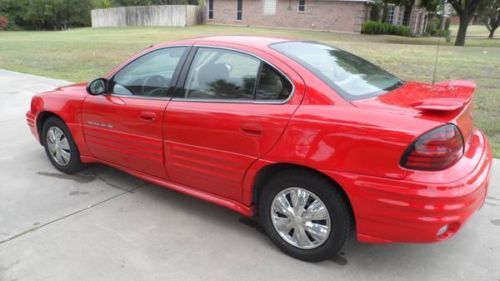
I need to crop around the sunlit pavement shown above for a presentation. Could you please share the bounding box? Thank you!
[0,69,499,281]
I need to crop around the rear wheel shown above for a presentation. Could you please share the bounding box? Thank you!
[259,170,351,262]
[42,117,83,174]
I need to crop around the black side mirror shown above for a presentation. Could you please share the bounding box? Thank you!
[86,78,108,95]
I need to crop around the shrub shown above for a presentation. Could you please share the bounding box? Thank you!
[426,16,451,38]
[0,16,8,30]
[0,15,15,30]
[361,21,412,37]
[426,17,440,35]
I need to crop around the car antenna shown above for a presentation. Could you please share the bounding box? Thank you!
[432,36,441,85]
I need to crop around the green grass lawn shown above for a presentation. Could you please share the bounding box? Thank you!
[1,24,499,156]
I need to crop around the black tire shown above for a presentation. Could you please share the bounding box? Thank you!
[42,116,83,174]
[259,169,352,262]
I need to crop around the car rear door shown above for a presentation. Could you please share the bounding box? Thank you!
[82,47,188,179]
[163,46,304,201]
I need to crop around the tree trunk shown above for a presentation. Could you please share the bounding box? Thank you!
[489,27,496,39]
[455,16,470,46]
[440,16,446,31]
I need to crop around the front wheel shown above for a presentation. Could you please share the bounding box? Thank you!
[259,170,352,262]
[42,116,83,174]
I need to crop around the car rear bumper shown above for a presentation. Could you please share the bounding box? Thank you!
[325,128,492,243]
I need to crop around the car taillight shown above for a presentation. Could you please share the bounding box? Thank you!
[401,124,464,171]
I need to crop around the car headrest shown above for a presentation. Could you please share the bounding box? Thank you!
[198,63,230,89]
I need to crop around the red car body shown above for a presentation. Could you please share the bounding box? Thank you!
[26,36,492,244]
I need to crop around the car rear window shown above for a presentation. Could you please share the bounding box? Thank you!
[271,41,403,100]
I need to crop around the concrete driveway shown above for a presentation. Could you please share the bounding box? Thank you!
[0,69,499,281]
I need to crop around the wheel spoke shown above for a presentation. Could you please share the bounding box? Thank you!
[293,226,312,247]
[273,216,292,233]
[304,222,329,242]
[290,188,309,216]
[47,129,56,143]
[54,129,63,141]
[273,194,294,217]
[303,200,328,221]
[48,143,56,153]
[55,150,65,164]
[59,149,71,163]
[60,137,70,150]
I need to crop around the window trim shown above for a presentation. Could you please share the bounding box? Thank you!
[172,46,296,105]
[298,0,305,12]
[107,45,191,100]
[252,61,264,100]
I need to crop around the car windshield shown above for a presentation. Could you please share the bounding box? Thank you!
[271,41,403,100]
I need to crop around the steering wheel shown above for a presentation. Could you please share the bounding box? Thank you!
[141,75,170,97]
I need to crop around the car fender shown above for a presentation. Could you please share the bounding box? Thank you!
[31,83,89,156]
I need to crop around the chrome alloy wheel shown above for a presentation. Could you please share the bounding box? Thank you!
[270,187,331,249]
[46,126,71,166]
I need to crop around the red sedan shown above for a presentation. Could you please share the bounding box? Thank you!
[26,36,492,262]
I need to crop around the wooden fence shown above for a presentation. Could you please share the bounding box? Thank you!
[91,5,204,27]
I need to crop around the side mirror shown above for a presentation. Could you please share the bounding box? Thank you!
[86,78,108,95]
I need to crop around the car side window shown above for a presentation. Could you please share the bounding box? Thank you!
[112,47,186,98]
[256,63,293,101]
[183,48,261,100]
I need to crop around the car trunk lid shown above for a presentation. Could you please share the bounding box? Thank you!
[352,80,475,144]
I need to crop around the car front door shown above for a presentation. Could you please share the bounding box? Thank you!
[164,46,303,201]
[82,47,188,178]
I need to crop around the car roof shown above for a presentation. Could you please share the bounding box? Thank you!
[155,36,292,50]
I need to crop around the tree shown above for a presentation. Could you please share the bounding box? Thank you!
[23,0,57,30]
[1,0,93,30]
[0,0,29,28]
[0,0,199,30]
[478,0,500,38]
[369,2,382,21]
[92,0,112,8]
[448,0,484,46]
[421,0,440,12]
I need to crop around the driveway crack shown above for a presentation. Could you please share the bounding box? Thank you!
[92,172,139,193]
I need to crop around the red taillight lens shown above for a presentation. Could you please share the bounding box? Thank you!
[401,124,464,171]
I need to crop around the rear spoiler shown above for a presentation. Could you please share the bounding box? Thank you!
[410,80,475,112]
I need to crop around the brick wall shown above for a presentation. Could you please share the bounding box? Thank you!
[207,0,370,33]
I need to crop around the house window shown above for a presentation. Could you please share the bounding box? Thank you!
[263,0,277,15]
[237,0,243,20]
[298,0,305,12]
[208,0,213,20]
[386,5,395,24]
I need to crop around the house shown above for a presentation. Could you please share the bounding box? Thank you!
[205,0,373,33]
